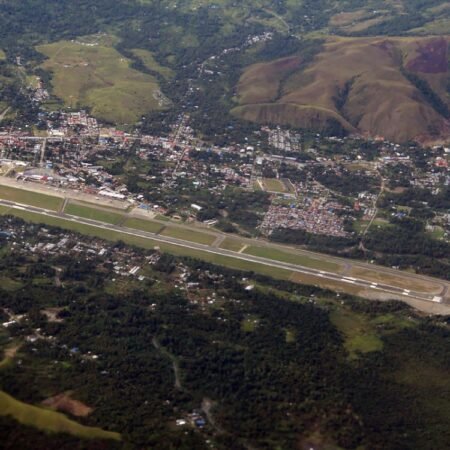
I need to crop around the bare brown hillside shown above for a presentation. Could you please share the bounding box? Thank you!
[233,36,450,143]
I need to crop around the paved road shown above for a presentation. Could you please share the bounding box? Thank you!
[0,199,446,306]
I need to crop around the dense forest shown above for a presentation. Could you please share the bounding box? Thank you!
[0,217,449,449]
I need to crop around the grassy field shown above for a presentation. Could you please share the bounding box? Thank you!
[290,272,365,296]
[244,245,341,272]
[0,277,23,291]
[122,217,164,234]
[37,36,167,124]
[0,185,63,211]
[261,178,287,193]
[241,316,259,332]
[329,308,383,358]
[160,226,216,245]
[220,238,245,252]
[349,266,441,294]
[0,391,120,441]
[0,207,293,279]
[131,49,174,80]
[64,202,124,225]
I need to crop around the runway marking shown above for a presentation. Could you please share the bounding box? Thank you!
[1,200,445,305]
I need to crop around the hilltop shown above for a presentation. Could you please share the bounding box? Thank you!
[1,0,450,137]
[233,36,450,143]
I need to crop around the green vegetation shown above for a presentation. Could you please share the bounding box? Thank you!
[241,315,259,332]
[220,238,245,252]
[37,37,167,124]
[0,277,23,291]
[64,202,124,225]
[244,245,341,272]
[0,218,449,449]
[161,226,216,245]
[261,178,287,193]
[0,391,120,441]
[131,49,174,80]
[122,217,164,234]
[0,186,63,211]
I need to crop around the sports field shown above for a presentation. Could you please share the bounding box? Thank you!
[0,185,63,211]
[262,178,287,193]
[37,36,167,124]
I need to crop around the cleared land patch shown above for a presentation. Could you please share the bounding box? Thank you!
[37,37,167,124]
[0,390,120,440]
[42,393,93,418]
[329,308,383,358]
[0,185,63,211]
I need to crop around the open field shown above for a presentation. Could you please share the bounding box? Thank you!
[349,266,442,294]
[0,185,63,211]
[37,36,167,124]
[131,49,175,80]
[289,272,366,297]
[234,36,450,143]
[244,245,341,272]
[220,238,245,252]
[329,308,384,358]
[64,202,124,225]
[122,217,164,234]
[0,391,120,440]
[160,226,217,245]
[261,178,287,193]
[0,276,23,292]
[42,393,93,418]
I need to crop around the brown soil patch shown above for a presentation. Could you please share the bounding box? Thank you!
[42,393,93,417]
[4,344,20,359]
[406,37,448,74]
[42,307,65,322]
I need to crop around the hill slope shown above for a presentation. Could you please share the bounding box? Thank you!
[233,36,450,142]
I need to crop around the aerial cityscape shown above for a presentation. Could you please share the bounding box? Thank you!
[0,1,449,449]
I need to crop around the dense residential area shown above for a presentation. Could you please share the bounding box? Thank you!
[1,108,449,279]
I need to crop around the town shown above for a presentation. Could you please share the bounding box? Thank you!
[1,109,448,246]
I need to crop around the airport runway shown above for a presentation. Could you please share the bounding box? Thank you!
[0,199,446,305]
